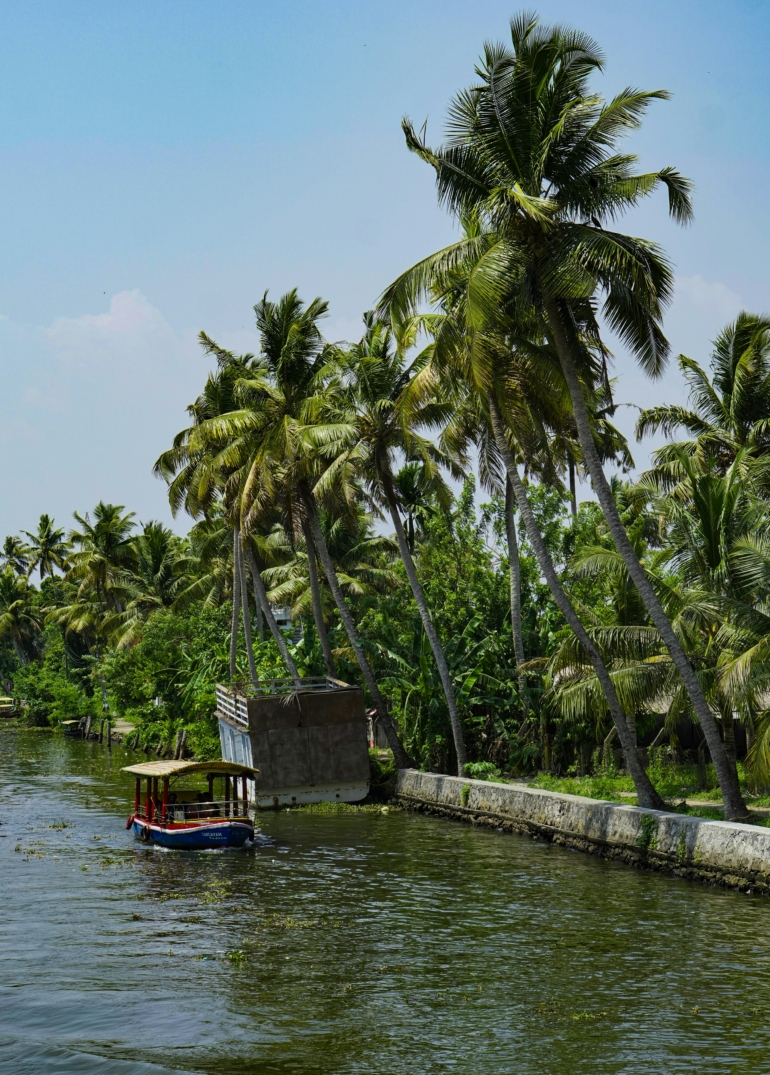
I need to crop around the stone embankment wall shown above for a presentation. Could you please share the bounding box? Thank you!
[395,770,770,894]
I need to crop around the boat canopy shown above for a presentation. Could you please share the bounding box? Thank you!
[121,760,258,779]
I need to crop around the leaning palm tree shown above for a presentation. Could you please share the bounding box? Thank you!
[382,14,746,815]
[385,240,665,805]
[326,313,469,772]
[23,515,69,580]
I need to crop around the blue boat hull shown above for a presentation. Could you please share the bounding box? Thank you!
[130,817,254,850]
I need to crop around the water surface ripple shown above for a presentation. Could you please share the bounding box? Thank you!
[0,730,766,1074]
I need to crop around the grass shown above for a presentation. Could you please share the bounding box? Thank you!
[525,759,770,826]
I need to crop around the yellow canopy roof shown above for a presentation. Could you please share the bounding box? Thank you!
[121,760,258,779]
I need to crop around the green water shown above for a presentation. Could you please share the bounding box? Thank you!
[1,728,768,1074]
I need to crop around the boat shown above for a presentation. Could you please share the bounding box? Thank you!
[0,697,18,718]
[121,760,257,849]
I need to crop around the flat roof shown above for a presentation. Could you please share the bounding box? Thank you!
[121,760,258,779]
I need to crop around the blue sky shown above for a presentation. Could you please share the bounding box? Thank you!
[1,0,769,538]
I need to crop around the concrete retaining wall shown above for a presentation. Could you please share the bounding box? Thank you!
[394,769,770,893]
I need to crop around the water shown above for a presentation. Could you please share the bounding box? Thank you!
[0,728,767,1074]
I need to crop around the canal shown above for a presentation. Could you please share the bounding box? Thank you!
[0,728,767,1074]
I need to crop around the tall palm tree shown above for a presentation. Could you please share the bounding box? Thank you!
[383,14,746,815]
[384,239,665,805]
[226,290,411,767]
[154,333,288,686]
[328,314,469,772]
[22,515,69,580]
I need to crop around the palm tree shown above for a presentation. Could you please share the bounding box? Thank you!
[216,292,339,677]
[104,522,197,647]
[384,14,746,816]
[67,503,137,614]
[22,515,69,580]
[1,536,30,575]
[328,314,469,772]
[642,448,768,766]
[266,505,399,625]
[637,313,770,473]
[0,568,41,666]
[154,333,288,686]
[382,217,665,804]
[392,462,437,554]
[227,290,411,767]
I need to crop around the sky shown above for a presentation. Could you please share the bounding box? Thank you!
[1,0,769,539]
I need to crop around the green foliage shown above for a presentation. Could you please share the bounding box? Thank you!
[368,749,396,800]
[637,815,659,850]
[463,761,502,782]
[12,627,96,727]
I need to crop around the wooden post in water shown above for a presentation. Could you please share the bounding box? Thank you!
[84,715,92,740]
[106,719,112,751]
[98,719,105,744]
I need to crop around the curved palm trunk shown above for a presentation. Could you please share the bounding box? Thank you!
[255,597,265,644]
[488,394,665,810]
[505,480,528,722]
[12,637,28,667]
[542,294,747,819]
[236,529,259,689]
[300,485,412,769]
[382,471,467,774]
[301,517,336,677]
[244,544,301,685]
[229,528,241,682]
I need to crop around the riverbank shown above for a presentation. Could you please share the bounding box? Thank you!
[394,770,770,894]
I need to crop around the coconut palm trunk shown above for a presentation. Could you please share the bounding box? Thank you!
[568,460,577,518]
[236,529,259,689]
[12,638,28,667]
[381,470,467,774]
[542,293,747,819]
[299,485,412,769]
[244,543,301,685]
[488,394,665,809]
[505,480,528,722]
[229,528,241,682]
[301,517,337,677]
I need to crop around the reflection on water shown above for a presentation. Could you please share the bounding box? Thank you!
[0,729,767,1074]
